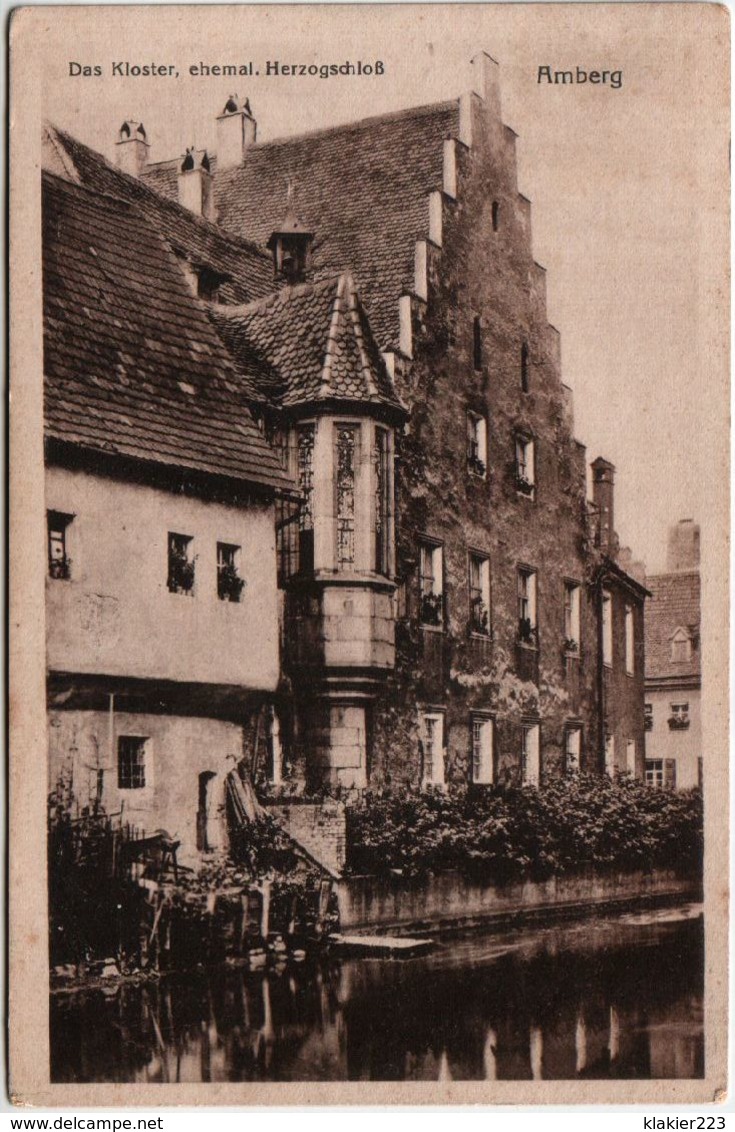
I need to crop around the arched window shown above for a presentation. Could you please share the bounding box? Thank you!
[521,342,530,393]
[473,316,482,370]
[491,201,500,232]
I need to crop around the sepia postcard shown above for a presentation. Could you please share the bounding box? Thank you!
[8,2,730,1106]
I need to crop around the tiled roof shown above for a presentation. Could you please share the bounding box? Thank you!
[45,125,274,306]
[208,273,404,414]
[644,570,701,681]
[142,100,461,350]
[43,171,294,492]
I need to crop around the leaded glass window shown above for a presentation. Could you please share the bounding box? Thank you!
[336,424,358,567]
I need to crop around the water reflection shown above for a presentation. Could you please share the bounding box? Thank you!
[51,910,704,1082]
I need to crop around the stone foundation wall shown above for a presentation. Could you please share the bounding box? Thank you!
[337,868,700,933]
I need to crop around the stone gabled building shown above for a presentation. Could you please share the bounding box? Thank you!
[43,51,648,854]
[644,521,702,790]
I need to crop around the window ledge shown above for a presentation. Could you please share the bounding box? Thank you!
[420,623,445,634]
[517,638,539,652]
[469,631,492,641]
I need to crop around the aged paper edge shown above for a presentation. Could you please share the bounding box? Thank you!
[7,2,730,1107]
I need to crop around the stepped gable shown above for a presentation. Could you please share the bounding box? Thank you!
[43,171,294,493]
[45,125,274,305]
[209,273,405,415]
[203,100,460,350]
[644,571,701,681]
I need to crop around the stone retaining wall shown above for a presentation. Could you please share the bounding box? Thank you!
[337,869,700,934]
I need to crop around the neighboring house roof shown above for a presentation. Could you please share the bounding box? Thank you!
[142,100,461,350]
[43,171,294,493]
[44,124,275,306]
[644,570,701,682]
[209,273,405,415]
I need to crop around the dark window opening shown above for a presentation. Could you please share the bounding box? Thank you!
[492,201,500,232]
[168,532,195,595]
[473,316,483,370]
[47,510,73,579]
[217,542,244,602]
[521,342,530,393]
[118,736,147,790]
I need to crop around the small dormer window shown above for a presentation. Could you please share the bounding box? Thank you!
[267,187,313,284]
[671,627,692,663]
[196,266,226,302]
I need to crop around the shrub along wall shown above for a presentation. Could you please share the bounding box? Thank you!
[345,775,703,882]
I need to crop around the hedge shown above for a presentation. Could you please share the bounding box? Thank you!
[346,774,703,881]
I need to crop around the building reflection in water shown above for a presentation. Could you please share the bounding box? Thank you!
[51,912,704,1083]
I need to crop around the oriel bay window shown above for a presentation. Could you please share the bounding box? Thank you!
[47,510,73,579]
[517,567,538,644]
[335,423,358,568]
[419,541,444,627]
[469,552,491,634]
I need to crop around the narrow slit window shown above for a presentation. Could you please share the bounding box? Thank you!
[515,434,535,495]
[467,412,487,477]
[522,723,540,785]
[517,567,537,642]
[473,316,483,370]
[564,582,581,649]
[491,201,500,232]
[419,542,444,627]
[521,342,530,393]
[469,553,491,634]
[471,716,494,784]
[421,711,445,786]
[47,510,73,580]
[602,590,613,665]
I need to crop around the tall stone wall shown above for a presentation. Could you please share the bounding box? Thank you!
[369,90,604,786]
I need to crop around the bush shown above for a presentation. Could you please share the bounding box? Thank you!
[346,774,703,882]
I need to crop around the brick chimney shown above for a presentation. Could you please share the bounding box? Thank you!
[216,95,256,172]
[115,120,150,177]
[178,148,215,220]
[666,519,700,571]
[591,457,616,554]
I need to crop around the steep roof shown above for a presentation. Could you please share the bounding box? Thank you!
[209,274,405,415]
[43,171,293,493]
[44,125,275,306]
[142,100,461,350]
[644,570,701,682]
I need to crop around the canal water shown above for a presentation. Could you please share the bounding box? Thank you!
[51,906,704,1082]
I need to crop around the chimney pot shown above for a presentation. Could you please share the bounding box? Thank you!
[216,97,256,172]
[115,119,150,177]
[591,456,616,555]
[178,150,215,220]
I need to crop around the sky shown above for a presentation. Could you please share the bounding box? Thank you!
[41,3,728,572]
